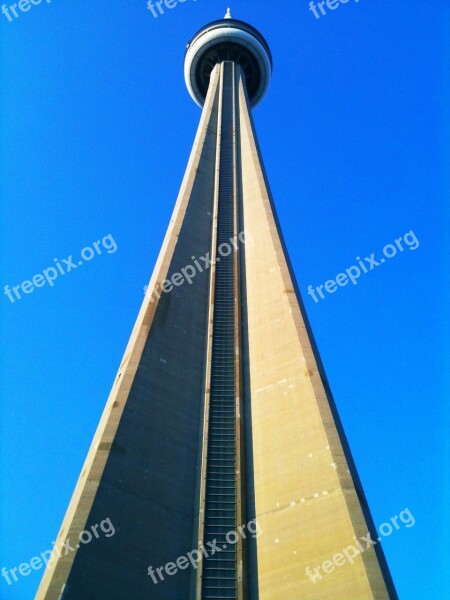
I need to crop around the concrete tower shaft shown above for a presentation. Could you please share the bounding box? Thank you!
[36,13,398,600]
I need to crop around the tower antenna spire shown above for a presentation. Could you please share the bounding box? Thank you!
[224,7,232,19]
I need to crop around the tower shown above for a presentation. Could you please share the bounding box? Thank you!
[36,10,397,600]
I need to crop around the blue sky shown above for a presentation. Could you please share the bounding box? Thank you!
[0,0,449,598]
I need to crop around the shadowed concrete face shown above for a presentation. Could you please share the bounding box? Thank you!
[35,67,223,600]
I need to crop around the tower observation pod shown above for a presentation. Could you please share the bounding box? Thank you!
[36,11,398,600]
[185,8,272,108]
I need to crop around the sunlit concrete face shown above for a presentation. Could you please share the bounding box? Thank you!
[236,72,396,598]
[36,15,397,600]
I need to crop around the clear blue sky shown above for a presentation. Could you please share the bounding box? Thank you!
[0,1,449,598]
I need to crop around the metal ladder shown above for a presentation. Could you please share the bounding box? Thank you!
[201,61,238,600]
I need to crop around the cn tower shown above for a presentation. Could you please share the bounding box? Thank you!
[37,10,397,600]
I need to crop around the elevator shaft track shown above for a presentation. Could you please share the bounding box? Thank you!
[201,61,242,600]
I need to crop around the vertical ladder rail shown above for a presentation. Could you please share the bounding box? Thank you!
[199,61,243,600]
